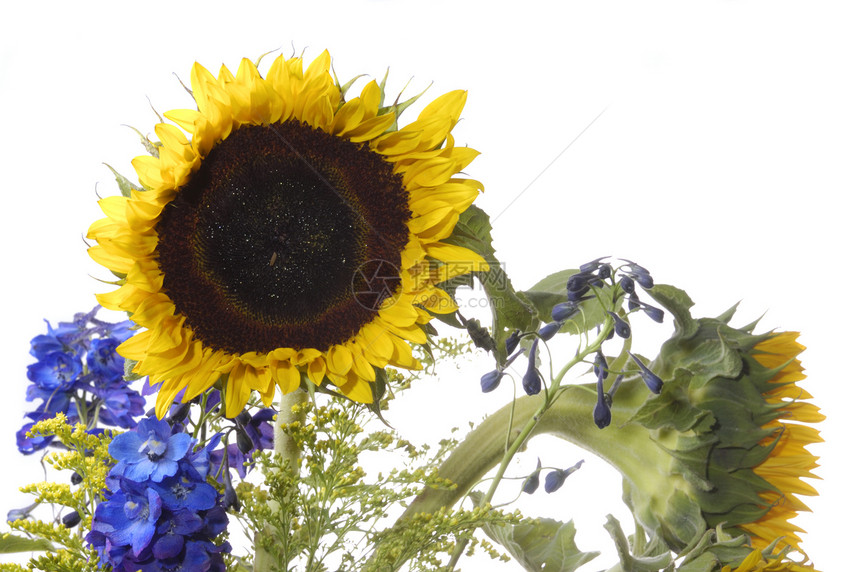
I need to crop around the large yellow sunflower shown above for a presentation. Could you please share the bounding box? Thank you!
[88,52,486,418]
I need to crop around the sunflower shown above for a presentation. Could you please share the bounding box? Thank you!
[88,52,486,418]
[527,290,823,560]
[605,294,825,556]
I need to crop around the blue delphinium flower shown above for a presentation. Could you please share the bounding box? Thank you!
[89,479,163,557]
[504,330,522,357]
[150,461,218,512]
[109,418,193,483]
[207,403,276,480]
[480,370,504,393]
[89,414,231,570]
[522,342,542,396]
[522,459,541,495]
[579,256,609,274]
[619,275,636,294]
[537,321,563,341]
[551,300,579,322]
[6,502,38,523]
[26,351,82,392]
[150,509,204,561]
[628,352,664,394]
[593,376,612,429]
[238,409,275,452]
[98,387,147,429]
[18,307,145,454]
[593,351,609,381]
[86,337,126,382]
[609,312,631,339]
[544,460,584,493]
[639,302,665,323]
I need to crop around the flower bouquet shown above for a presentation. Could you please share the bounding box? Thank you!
[1,52,821,572]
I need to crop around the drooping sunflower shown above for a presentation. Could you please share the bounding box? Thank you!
[88,52,486,418]
[601,291,824,557]
[524,289,823,564]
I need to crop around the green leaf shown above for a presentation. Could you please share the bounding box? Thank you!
[483,517,599,572]
[104,163,143,198]
[0,533,54,553]
[522,268,572,319]
[441,205,538,361]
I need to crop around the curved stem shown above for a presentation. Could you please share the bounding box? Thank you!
[401,379,659,521]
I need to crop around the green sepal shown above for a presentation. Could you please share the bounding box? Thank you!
[603,514,674,571]
[628,370,714,434]
[482,516,599,572]
[690,379,774,448]
[431,311,465,331]
[691,467,774,526]
[124,124,160,158]
[675,525,753,571]
[375,67,389,103]
[364,367,392,427]
[0,533,54,554]
[650,439,715,494]
[660,490,708,549]
[379,80,432,132]
[441,205,539,362]
[647,285,698,341]
[123,358,144,382]
[679,337,744,389]
[677,552,719,572]
[336,73,366,99]
[104,163,143,198]
[621,482,710,554]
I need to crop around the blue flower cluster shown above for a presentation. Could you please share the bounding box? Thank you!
[14,307,282,566]
[163,393,276,481]
[480,258,667,429]
[17,307,144,454]
[86,418,230,571]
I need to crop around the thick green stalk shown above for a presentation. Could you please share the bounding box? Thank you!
[401,381,676,529]
[254,390,308,572]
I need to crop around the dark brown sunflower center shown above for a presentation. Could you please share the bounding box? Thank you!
[155,120,411,355]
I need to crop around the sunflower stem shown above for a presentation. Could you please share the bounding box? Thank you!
[254,390,308,572]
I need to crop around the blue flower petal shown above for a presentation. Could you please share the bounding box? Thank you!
[108,431,145,463]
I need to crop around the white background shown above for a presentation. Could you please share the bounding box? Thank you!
[1,1,857,570]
